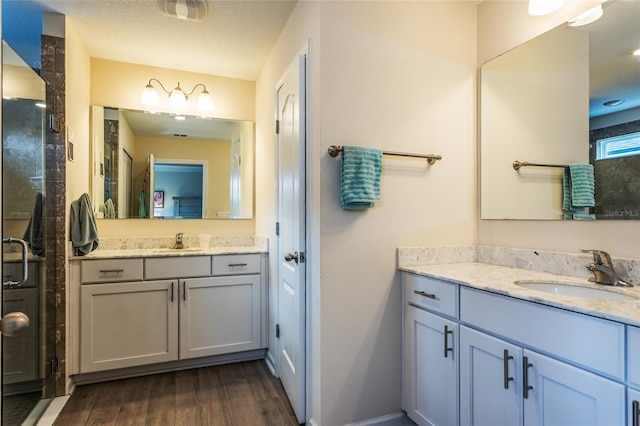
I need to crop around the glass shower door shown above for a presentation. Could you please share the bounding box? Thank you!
[2,40,55,425]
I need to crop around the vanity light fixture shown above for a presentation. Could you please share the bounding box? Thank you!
[568,4,604,27]
[528,0,564,16]
[140,78,214,112]
[632,48,640,57]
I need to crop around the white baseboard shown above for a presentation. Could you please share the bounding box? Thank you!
[265,349,277,376]
[343,411,415,426]
[308,417,320,426]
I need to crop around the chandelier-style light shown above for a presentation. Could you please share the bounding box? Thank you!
[140,78,214,111]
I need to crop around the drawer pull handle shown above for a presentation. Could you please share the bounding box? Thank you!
[414,290,437,300]
[99,269,124,274]
[443,325,454,358]
[503,349,514,389]
[633,400,639,426]
[523,356,533,399]
[228,263,248,267]
[171,282,174,302]
[183,282,187,301]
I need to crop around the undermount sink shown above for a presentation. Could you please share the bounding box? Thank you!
[149,247,204,253]
[514,280,637,301]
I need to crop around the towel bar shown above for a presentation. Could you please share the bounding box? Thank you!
[328,145,442,165]
[513,160,568,171]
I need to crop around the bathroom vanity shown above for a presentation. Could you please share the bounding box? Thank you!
[400,261,640,426]
[68,240,267,383]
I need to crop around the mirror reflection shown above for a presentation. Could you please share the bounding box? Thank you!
[90,107,254,219]
[480,0,640,220]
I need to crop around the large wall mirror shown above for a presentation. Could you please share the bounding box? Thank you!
[90,107,254,219]
[481,0,640,220]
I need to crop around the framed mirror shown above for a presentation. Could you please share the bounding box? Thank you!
[480,0,640,220]
[90,107,254,219]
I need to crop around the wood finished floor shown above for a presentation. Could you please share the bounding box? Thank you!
[53,361,300,426]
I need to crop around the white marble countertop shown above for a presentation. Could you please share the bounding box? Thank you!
[399,263,640,327]
[70,245,267,260]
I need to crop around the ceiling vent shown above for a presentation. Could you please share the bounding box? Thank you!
[157,0,208,22]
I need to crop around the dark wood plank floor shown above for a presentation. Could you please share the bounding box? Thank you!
[53,360,300,426]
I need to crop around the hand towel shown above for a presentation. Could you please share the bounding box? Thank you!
[70,193,99,255]
[340,145,383,210]
[103,198,116,219]
[23,192,45,256]
[138,190,148,218]
[563,164,595,220]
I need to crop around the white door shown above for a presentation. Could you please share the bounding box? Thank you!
[276,52,306,423]
[628,388,640,426]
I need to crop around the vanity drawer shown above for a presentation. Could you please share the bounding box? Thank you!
[460,287,625,380]
[404,273,458,319]
[144,256,211,280]
[81,258,143,284]
[628,326,640,388]
[212,254,261,276]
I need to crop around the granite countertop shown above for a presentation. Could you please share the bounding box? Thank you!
[70,245,267,260]
[400,263,640,327]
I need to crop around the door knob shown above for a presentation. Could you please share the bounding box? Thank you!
[284,251,299,264]
[1,312,30,337]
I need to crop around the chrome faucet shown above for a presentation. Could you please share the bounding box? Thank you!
[175,233,184,249]
[581,249,633,287]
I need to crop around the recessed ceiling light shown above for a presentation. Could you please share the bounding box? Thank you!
[603,99,625,107]
[174,115,186,121]
[632,48,640,56]
[568,4,604,27]
[528,0,565,16]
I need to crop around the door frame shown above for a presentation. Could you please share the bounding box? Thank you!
[272,41,312,423]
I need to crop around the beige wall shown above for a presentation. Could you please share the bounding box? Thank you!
[90,57,256,122]
[478,0,640,258]
[258,2,477,424]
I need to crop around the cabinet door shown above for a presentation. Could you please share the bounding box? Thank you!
[80,280,178,372]
[180,275,261,359]
[405,305,458,426]
[628,388,640,426]
[523,349,625,426]
[460,326,523,426]
[2,288,38,383]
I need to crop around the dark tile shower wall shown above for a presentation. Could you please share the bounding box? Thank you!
[590,120,640,220]
[41,34,66,396]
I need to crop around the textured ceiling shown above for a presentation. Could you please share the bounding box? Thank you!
[32,0,297,81]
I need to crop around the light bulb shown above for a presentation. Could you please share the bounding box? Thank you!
[197,89,214,111]
[141,83,159,106]
[169,85,187,108]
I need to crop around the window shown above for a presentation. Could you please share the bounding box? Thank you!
[596,131,640,160]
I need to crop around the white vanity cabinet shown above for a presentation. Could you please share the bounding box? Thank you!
[403,274,459,426]
[460,325,624,426]
[80,279,178,372]
[403,271,628,426]
[75,253,266,375]
[180,274,261,359]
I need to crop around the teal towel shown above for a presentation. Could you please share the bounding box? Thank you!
[563,164,595,220]
[340,145,383,210]
[70,193,99,255]
[139,190,148,218]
